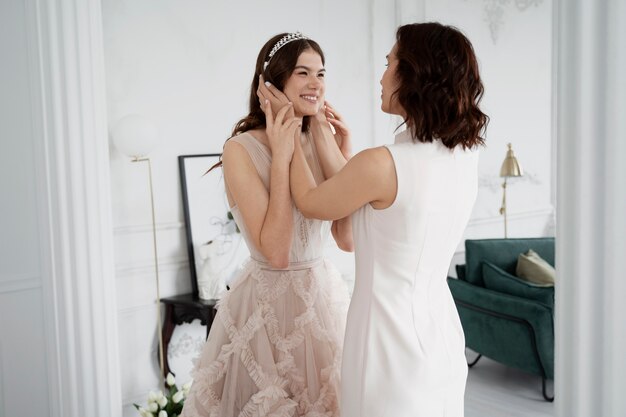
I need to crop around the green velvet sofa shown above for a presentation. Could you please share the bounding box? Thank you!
[447,238,555,401]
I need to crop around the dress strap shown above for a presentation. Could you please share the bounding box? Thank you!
[229,133,272,188]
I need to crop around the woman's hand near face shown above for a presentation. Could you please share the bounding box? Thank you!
[258,75,295,119]
[323,101,352,159]
[265,100,301,164]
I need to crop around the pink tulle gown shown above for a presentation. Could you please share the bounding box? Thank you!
[181,132,349,417]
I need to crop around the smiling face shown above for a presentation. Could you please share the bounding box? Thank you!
[282,49,326,117]
[380,43,404,116]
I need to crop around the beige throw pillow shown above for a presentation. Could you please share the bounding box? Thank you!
[516,249,556,286]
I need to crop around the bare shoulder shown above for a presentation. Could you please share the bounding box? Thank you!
[347,146,395,176]
[223,137,245,156]
[346,146,396,207]
[360,146,394,161]
[222,138,256,176]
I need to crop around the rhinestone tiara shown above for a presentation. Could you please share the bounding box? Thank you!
[264,32,307,69]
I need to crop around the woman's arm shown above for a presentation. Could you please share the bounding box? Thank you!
[308,109,354,252]
[223,103,301,269]
[290,136,397,221]
[223,142,292,268]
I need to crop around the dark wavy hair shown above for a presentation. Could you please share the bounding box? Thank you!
[208,34,324,172]
[393,22,488,149]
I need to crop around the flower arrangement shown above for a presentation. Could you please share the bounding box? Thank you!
[134,373,192,417]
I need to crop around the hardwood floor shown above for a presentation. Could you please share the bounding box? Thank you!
[464,350,555,417]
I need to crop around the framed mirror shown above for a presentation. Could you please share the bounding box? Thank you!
[178,154,249,297]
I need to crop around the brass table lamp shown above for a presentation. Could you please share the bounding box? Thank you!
[499,143,523,238]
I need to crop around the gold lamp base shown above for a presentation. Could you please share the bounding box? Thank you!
[500,177,509,238]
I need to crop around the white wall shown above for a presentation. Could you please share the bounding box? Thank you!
[102,0,554,413]
[1,1,53,415]
[414,0,555,273]
[428,0,553,221]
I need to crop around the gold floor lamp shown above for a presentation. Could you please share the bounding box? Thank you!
[111,114,165,386]
[499,143,523,238]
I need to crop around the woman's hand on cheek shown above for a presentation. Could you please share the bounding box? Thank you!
[258,75,294,119]
[325,101,352,159]
[265,100,301,164]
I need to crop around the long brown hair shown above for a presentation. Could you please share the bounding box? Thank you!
[209,33,325,171]
[393,22,488,149]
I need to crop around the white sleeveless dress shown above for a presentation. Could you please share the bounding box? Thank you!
[181,132,349,417]
[341,130,479,417]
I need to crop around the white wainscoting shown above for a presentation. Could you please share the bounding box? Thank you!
[0,342,4,416]
[0,276,41,294]
[118,304,169,404]
[0,288,50,416]
[115,221,192,408]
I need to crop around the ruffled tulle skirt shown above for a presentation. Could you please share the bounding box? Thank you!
[181,258,349,417]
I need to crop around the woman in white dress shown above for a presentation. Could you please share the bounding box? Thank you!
[270,22,489,416]
[181,32,352,417]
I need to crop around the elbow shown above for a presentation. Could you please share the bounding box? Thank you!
[259,233,291,269]
[337,239,355,253]
[331,221,354,251]
[267,255,290,269]
[264,248,290,269]
[299,201,327,220]
[294,194,320,220]
[300,206,317,220]
[292,195,309,217]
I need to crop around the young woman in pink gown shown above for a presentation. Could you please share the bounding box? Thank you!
[275,23,488,416]
[181,33,352,417]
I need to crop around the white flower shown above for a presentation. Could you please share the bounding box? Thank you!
[158,411,168,417]
[148,391,158,402]
[172,390,184,404]
[182,380,192,394]
[139,409,153,417]
[158,396,168,408]
[166,373,176,387]
[148,402,158,412]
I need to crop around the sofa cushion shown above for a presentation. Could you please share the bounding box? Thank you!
[516,249,556,286]
[455,264,467,281]
[483,261,554,307]
[465,238,555,286]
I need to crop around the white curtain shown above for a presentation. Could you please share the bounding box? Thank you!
[555,0,626,416]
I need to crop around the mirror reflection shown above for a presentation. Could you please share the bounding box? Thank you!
[103,1,554,416]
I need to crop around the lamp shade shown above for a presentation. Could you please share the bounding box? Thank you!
[500,143,523,177]
[111,114,158,158]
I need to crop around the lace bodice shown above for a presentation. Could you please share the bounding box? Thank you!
[227,132,331,265]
